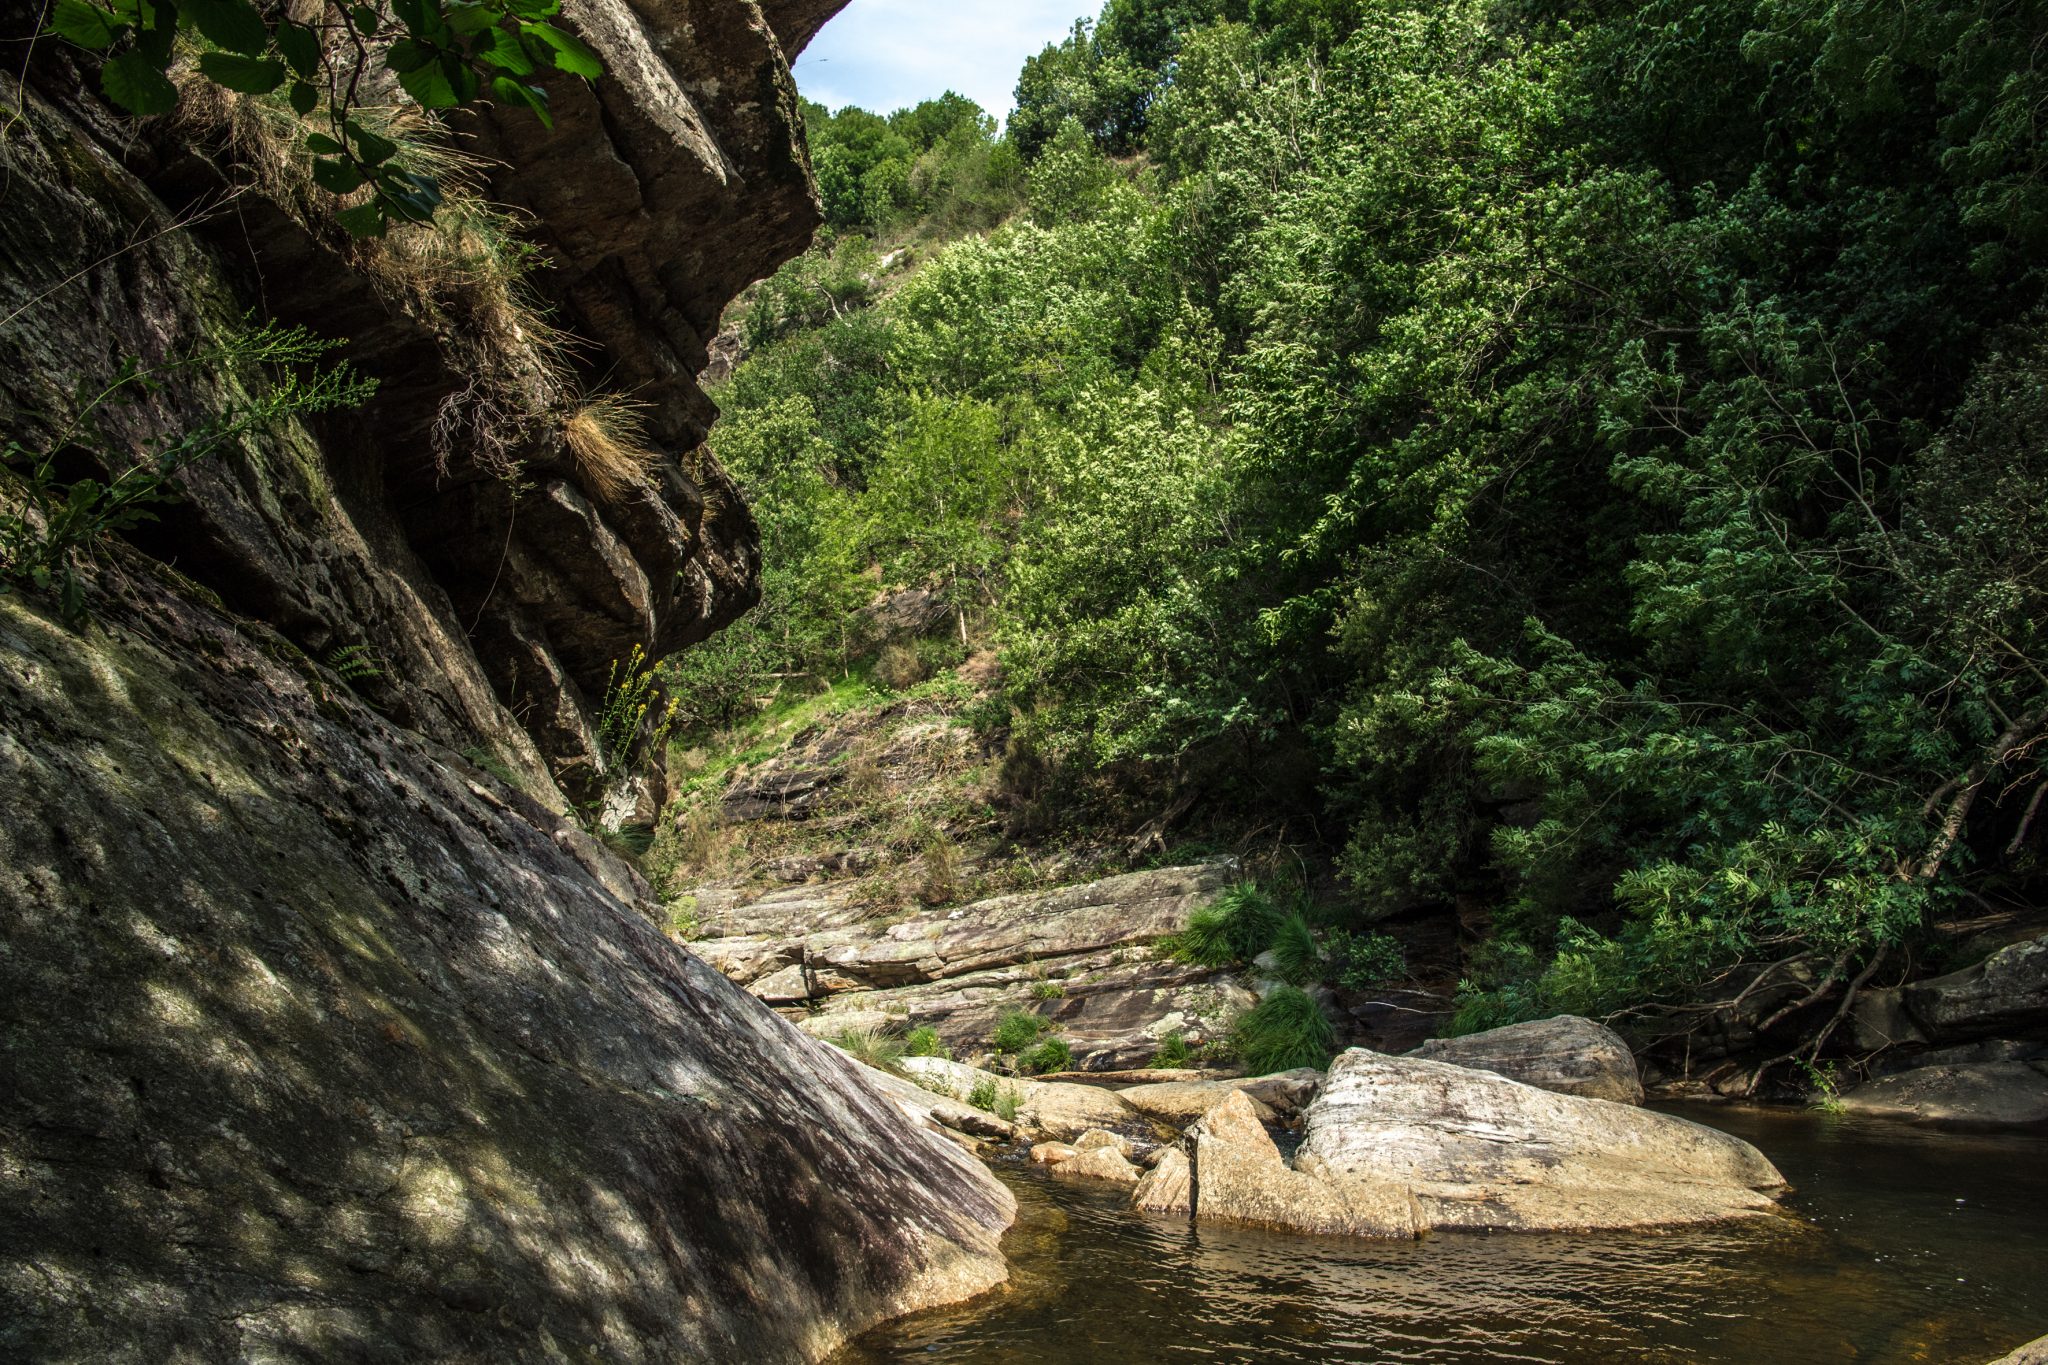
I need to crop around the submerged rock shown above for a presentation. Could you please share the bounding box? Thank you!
[1409,1015,1645,1104]
[1838,1060,2048,1128]
[1297,1049,1787,1232]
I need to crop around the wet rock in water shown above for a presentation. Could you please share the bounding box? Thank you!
[1118,1080,1280,1128]
[1905,936,2048,1044]
[1050,1146,1143,1185]
[1192,1092,1418,1238]
[1838,1060,2048,1128]
[1074,1129,1135,1157]
[1409,1015,1645,1104]
[1988,1333,2048,1364]
[1030,1142,1079,1165]
[1132,1148,1194,1217]
[1298,1049,1788,1232]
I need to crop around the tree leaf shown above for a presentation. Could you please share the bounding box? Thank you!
[101,49,179,114]
[395,60,457,108]
[345,119,399,165]
[180,0,268,56]
[476,26,535,75]
[273,19,320,76]
[521,21,600,79]
[335,202,388,237]
[287,79,318,115]
[311,156,366,194]
[304,132,345,154]
[491,75,551,128]
[349,4,379,36]
[197,51,286,94]
[47,0,120,50]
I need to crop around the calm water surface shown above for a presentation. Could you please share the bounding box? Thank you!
[838,1104,2048,1364]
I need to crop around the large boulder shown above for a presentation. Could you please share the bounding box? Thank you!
[1989,1334,2048,1364]
[1189,1092,1417,1238]
[1905,936,2048,1043]
[1117,1080,1279,1127]
[0,587,1012,1363]
[1132,1148,1193,1216]
[1838,1060,2048,1128]
[1296,1049,1788,1233]
[1409,1015,1645,1104]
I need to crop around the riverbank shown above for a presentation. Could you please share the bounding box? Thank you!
[836,1103,2048,1364]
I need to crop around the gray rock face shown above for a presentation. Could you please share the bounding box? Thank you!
[0,575,1011,1358]
[705,862,1252,1069]
[1410,1015,1645,1104]
[3,0,837,802]
[1839,1061,2048,1128]
[1906,936,2048,1043]
[1296,1050,1788,1233]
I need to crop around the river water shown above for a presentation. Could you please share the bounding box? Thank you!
[837,1104,2048,1364]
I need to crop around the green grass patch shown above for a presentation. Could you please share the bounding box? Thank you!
[1232,986,1336,1075]
[903,1025,950,1058]
[1021,1038,1073,1074]
[1167,881,1285,967]
[1149,1030,1192,1068]
[990,1008,1051,1053]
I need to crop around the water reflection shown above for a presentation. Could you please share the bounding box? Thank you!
[838,1104,2048,1363]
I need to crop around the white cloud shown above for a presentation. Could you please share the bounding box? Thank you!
[794,0,1093,120]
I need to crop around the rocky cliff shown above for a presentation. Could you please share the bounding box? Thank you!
[0,2,1019,1359]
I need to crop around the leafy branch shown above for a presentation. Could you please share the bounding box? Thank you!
[0,321,376,623]
[45,0,603,236]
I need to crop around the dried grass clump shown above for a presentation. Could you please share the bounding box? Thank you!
[564,393,663,500]
[173,80,572,481]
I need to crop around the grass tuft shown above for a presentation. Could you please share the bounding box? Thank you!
[1232,986,1336,1075]
[1021,1037,1074,1074]
[564,394,663,500]
[1269,910,1322,985]
[827,1024,906,1072]
[1149,1030,1192,1068]
[903,1025,950,1058]
[1167,881,1285,967]
[990,1008,1051,1054]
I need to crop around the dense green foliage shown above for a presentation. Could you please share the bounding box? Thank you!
[702,0,2048,1029]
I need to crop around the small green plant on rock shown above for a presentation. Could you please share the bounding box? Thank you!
[828,1024,905,1072]
[0,323,373,624]
[1269,911,1322,985]
[1233,986,1336,1075]
[1166,881,1284,968]
[1029,979,1065,1001]
[903,1026,950,1059]
[1149,1030,1192,1068]
[990,1008,1051,1054]
[1021,1037,1073,1075]
[1800,1058,1847,1115]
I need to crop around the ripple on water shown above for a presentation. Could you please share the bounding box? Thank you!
[836,1104,2048,1364]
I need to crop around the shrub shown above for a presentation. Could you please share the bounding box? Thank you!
[828,1024,905,1071]
[1149,1030,1192,1068]
[1269,911,1322,985]
[967,1074,1012,1115]
[1021,1038,1074,1074]
[1329,929,1406,990]
[903,1025,950,1058]
[990,1009,1051,1054]
[1232,987,1335,1075]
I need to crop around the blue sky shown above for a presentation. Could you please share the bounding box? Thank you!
[794,1,1095,121]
